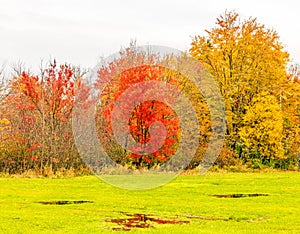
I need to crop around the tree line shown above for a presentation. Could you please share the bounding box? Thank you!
[0,11,299,175]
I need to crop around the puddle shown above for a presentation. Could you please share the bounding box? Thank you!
[210,193,269,198]
[105,212,269,230]
[38,200,94,205]
[184,214,270,222]
[184,214,229,221]
[106,212,189,231]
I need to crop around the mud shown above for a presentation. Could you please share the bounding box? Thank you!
[38,200,94,205]
[106,212,189,231]
[211,193,269,198]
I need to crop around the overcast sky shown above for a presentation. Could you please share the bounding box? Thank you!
[1,0,299,71]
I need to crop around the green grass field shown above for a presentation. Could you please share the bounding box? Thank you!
[0,172,300,233]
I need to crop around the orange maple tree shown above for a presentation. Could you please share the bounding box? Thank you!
[96,49,181,168]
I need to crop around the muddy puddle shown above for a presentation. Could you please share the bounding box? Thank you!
[105,212,270,231]
[211,193,269,198]
[106,212,189,231]
[38,200,94,205]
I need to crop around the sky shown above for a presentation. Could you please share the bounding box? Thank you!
[0,0,300,71]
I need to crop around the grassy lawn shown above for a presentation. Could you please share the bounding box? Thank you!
[0,172,300,233]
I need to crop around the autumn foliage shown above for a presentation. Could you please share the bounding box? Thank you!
[95,49,181,168]
[0,61,85,174]
[0,10,300,174]
[190,11,300,169]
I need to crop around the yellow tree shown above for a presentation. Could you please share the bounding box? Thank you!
[280,64,300,167]
[190,11,290,162]
[239,91,284,166]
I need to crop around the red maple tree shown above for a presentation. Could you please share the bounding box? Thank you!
[96,48,180,168]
